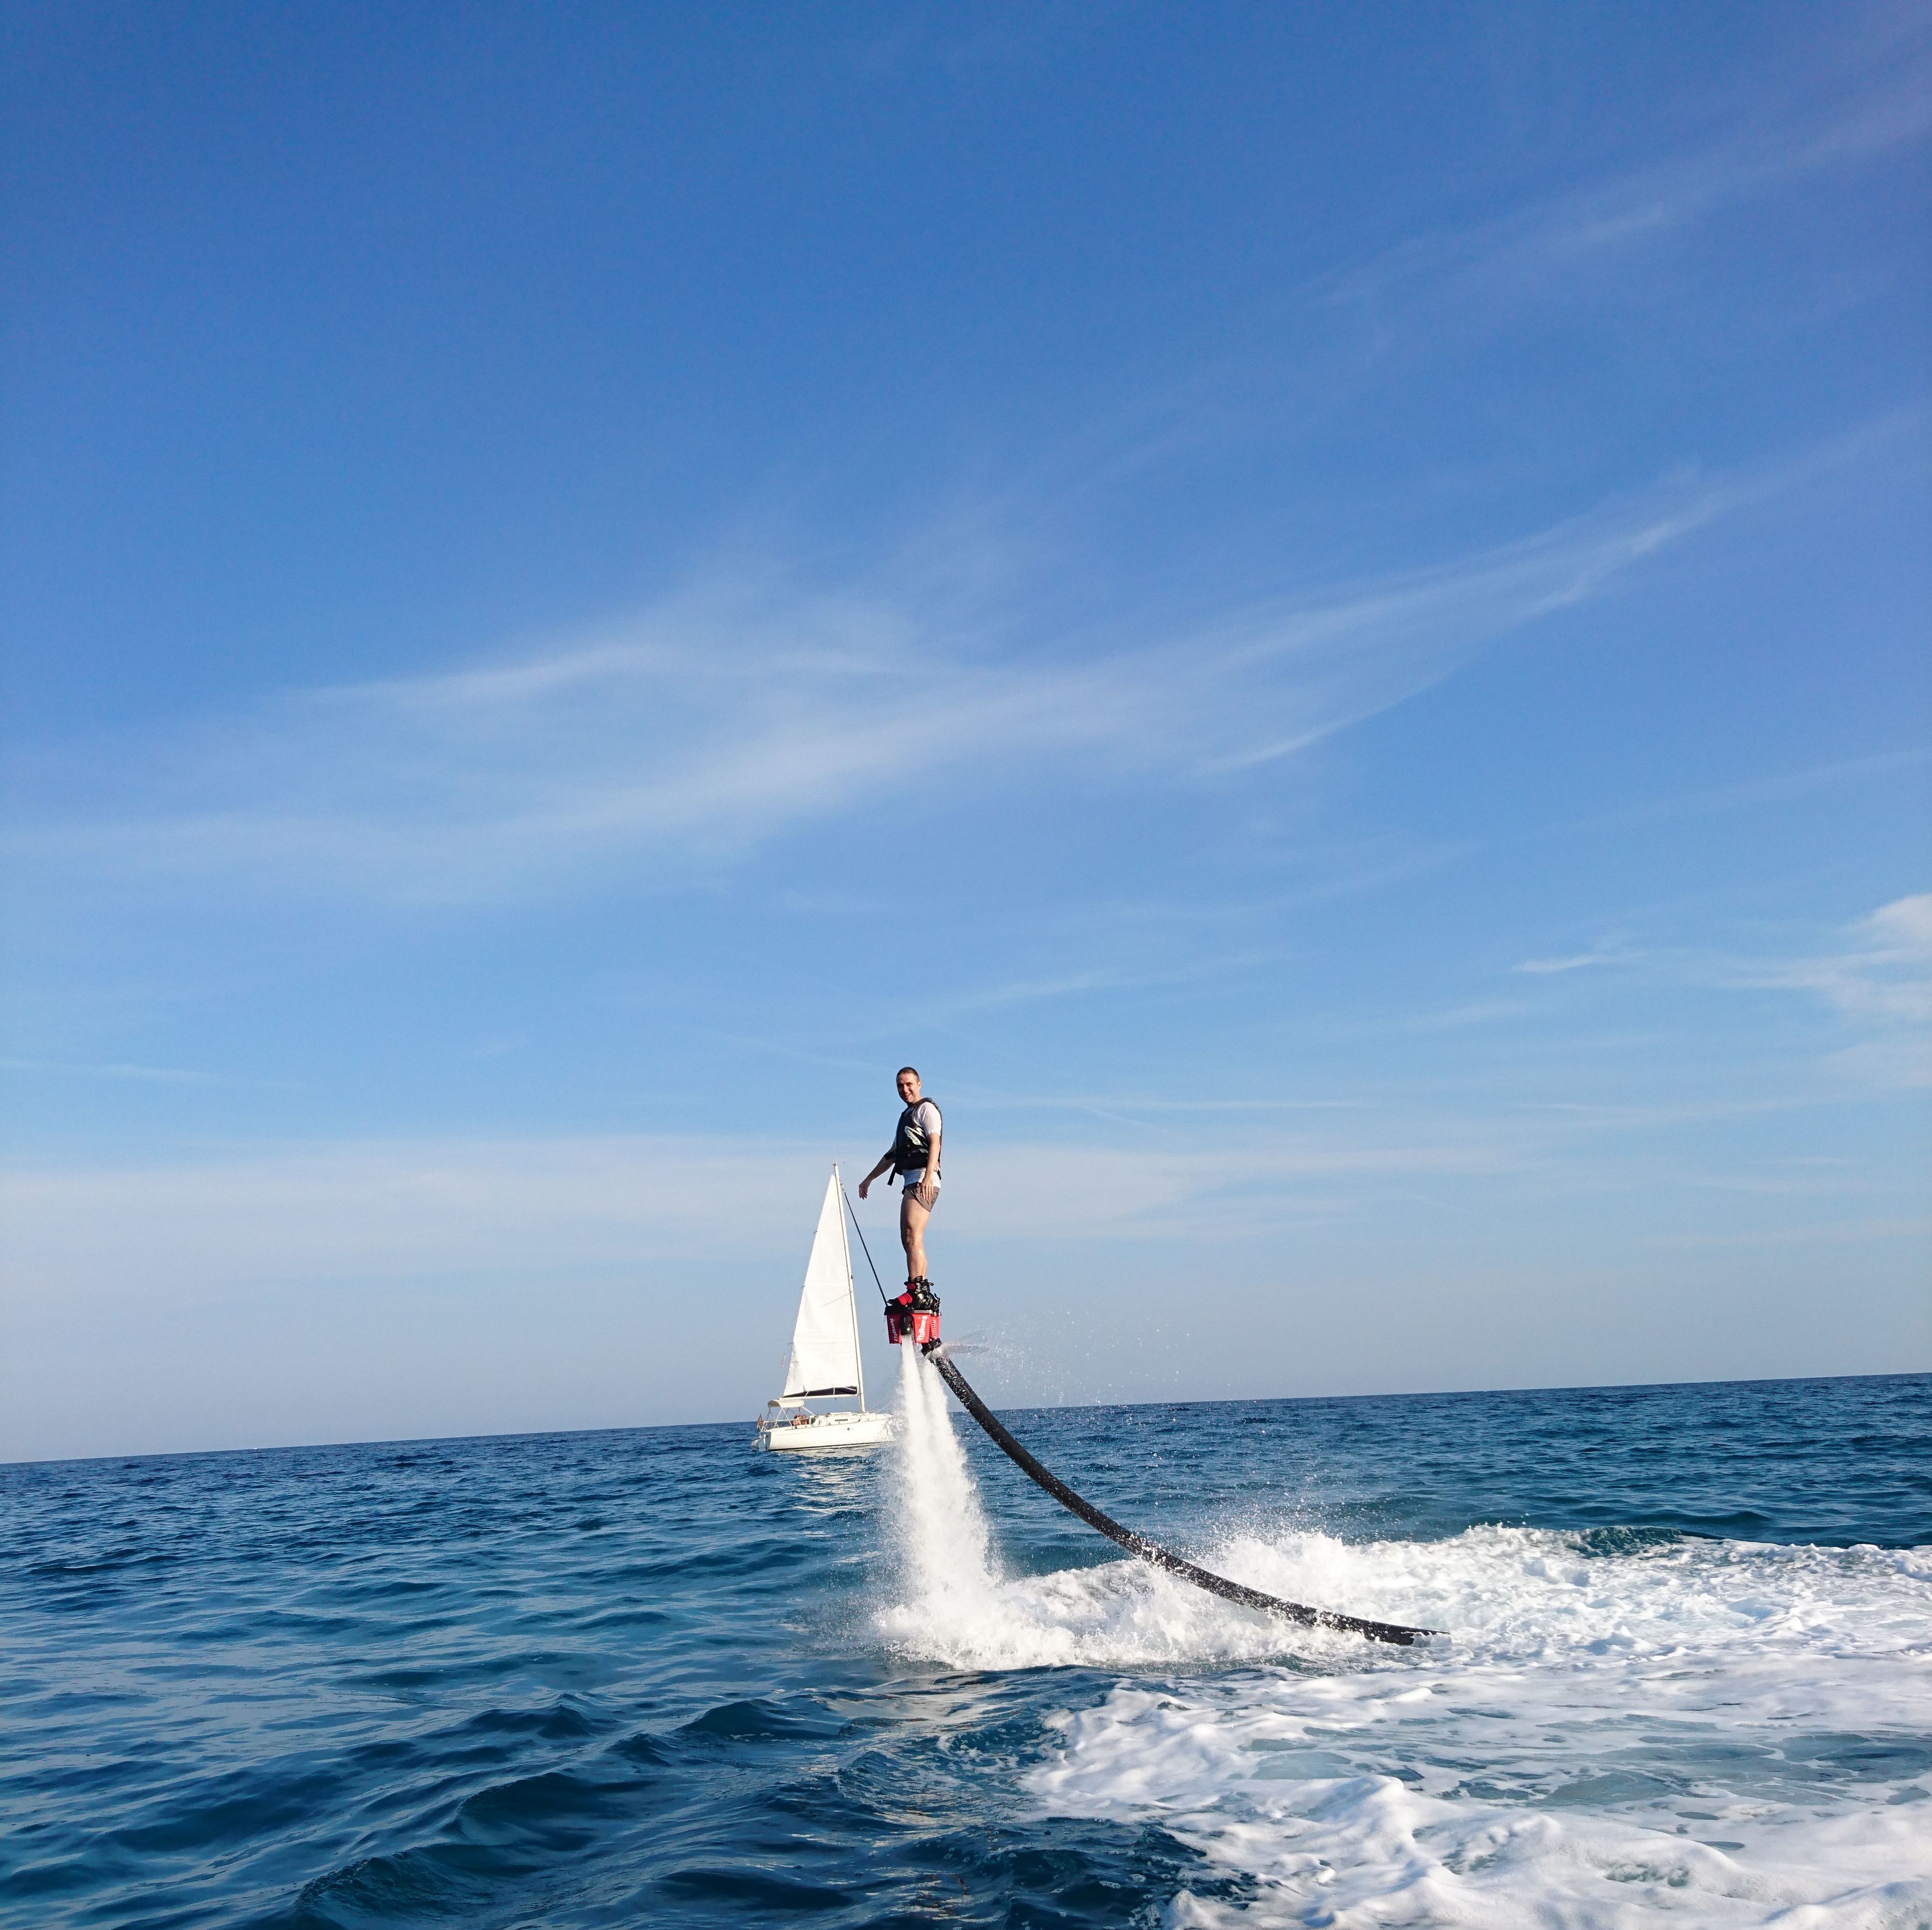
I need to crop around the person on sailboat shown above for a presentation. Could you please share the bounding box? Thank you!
[858,1066,941,1308]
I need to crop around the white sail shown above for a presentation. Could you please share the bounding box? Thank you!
[780,1170,862,1401]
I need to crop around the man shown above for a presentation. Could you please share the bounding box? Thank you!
[858,1066,941,1306]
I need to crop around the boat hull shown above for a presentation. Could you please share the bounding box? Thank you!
[759,1410,895,1452]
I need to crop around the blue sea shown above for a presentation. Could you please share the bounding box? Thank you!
[4,1364,1928,1929]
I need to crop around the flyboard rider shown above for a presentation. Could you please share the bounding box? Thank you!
[858,1066,941,1317]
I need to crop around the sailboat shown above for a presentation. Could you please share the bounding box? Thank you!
[756,1165,895,1451]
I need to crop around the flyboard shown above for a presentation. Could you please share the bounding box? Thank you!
[856,1188,1435,1647]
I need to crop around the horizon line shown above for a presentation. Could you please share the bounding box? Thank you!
[6,1365,1923,1471]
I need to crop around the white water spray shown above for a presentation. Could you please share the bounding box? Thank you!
[880,1344,1004,1644]
[875,1345,1321,1670]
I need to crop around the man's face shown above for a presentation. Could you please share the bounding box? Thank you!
[897,1072,920,1104]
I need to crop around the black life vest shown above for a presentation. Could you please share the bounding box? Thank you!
[891,1098,941,1178]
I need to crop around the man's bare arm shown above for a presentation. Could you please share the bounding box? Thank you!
[915,1129,940,1208]
[857,1149,895,1199]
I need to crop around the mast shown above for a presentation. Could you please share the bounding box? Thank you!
[835,1163,866,1412]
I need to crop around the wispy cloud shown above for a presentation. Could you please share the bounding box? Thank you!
[1738,897,1932,1077]
[934,950,1279,1019]
[1511,894,1932,1086]
[6,1093,1908,1325]
[4,472,1760,910]
[1191,486,1743,774]
[1647,1214,1932,1251]
[1514,954,1616,977]
[10,21,1918,926]
[0,1129,1528,1311]
[1523,745,1932,848]
[1320,40,1932,329]
[0,1057,275,1087]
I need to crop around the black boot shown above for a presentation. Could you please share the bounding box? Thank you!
[908,1277,940,1312]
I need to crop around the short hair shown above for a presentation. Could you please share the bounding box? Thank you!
[897,1065,920,1081]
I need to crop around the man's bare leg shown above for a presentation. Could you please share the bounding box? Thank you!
[900,1193,931,1283]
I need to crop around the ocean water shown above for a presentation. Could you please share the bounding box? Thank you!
[3,1365,1928,1930]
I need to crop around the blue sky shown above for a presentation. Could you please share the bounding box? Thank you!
[3,3,1927,1460]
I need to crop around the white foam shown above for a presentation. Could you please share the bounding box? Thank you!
[872,1371,1932,1920]
[1027,1528,1932,1927]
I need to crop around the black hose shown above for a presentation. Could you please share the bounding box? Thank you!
[927,1349,1437,1647]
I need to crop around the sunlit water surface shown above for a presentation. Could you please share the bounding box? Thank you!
[3,1368,1928,1928]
